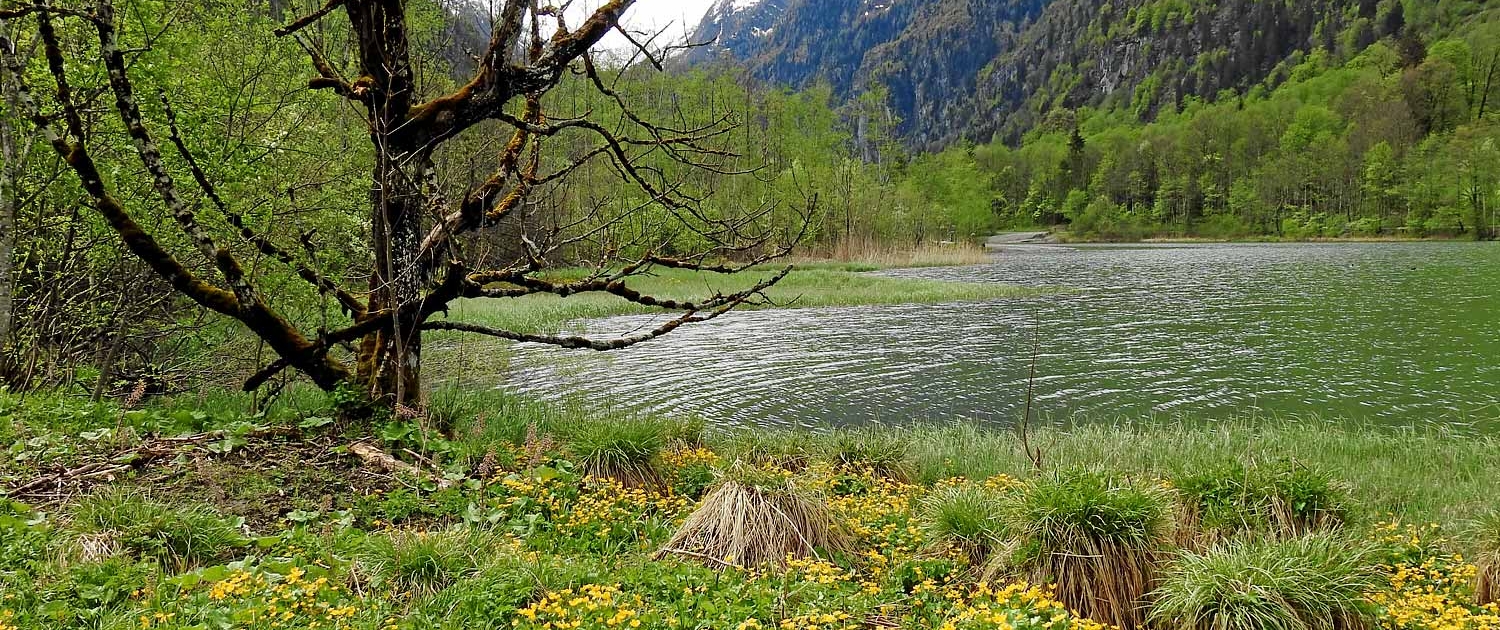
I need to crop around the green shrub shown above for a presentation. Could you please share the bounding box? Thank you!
[1151,534,1379,630]
[1173,462,1263,542]
[0,500,50,574]
[921,484,1007,563]
[36,557,156,629]
[359,528,498,597]
[69,489,246,570]
[1259,462,1348,537]
[993,470,1174,629]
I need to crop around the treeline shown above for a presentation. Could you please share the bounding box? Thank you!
[967,12,1500,240]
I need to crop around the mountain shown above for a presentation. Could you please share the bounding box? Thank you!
[688,0,1421,148]
[688,0,1051,148]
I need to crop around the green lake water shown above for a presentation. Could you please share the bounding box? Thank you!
[502,242,1500,428]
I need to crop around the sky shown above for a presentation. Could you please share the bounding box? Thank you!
[563,0,719,53]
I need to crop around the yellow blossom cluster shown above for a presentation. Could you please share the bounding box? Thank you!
[1370,521,1500,630]
[939,582,1111,630]
[0,609,16,630]
[557,477,691,538]
[193,565,358,629]
[661,446,719,469]
[513,583,645,629]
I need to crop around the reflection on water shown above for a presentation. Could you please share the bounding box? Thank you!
[497,242,1500,428]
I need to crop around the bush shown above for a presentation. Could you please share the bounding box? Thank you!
[69,489,246,570]
[992,470,1174,629]
[1260,463,1347,537]
[1172,460,1348,543]
[1151,534,1379,630]
[36,558,156,628]
[359,528,500,598]
[921,484,1007,563]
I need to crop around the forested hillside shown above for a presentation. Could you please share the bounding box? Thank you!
[975,3,1500,238]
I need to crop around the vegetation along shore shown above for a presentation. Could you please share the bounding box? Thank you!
[3,389,1500,629]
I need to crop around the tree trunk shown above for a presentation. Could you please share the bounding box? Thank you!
[357,149,426,407]
[347,0,425,408]
[0,67,18,361]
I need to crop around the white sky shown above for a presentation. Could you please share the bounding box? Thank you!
[564,0,719,53]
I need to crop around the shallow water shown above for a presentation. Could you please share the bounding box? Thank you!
[497,242,1500,428]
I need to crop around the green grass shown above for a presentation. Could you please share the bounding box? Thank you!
[359,529,500,598]
[873,420,1500,527]
[1150,534,1380,630]
[920,484,1007,562]
[992,470,1175,629]
[1173,460,1350,544]
[560,416,671,488]
[69,489,247,571]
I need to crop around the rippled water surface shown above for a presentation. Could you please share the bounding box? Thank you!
[500,243,1500,428]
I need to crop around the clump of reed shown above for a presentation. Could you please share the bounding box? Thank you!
[1173,460,1349,547]
[359,528,500,598]
[658,461,850,569]
[1469,510,1500,606]
[1150,533,1380,630]
[560,415,669,488]
[921,484,1008,564]
[829,428,914,481]
[988,469,1174,629]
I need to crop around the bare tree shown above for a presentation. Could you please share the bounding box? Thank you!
[0,0,808,410]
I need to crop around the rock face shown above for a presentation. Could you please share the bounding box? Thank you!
[688,0,1397,147]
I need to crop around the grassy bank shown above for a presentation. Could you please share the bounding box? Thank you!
[438,263,1035,336]
[2,390,1499,629]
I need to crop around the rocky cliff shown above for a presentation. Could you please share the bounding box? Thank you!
[689,0,1407,147]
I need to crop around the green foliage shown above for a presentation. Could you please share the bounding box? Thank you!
[829,429,914,480]
[1173,460,1350,540]
[1003,470,1175,560]
[921,484,1008,561]
[560,416,669,487]
[359,529,499,598]
[1150,534,1380,630]
[70,489,247,570]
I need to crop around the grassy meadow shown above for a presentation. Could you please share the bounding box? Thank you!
[2,388,1499,630]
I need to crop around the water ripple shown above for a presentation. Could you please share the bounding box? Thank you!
[497,242,1500,428]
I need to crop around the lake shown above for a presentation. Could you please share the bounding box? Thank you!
[500,242,1500,428]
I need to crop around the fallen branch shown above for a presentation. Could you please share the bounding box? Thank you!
[348,442,454,490]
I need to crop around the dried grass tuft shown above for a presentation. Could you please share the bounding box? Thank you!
[1470,511,1500,606]
[658,463,850,568]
